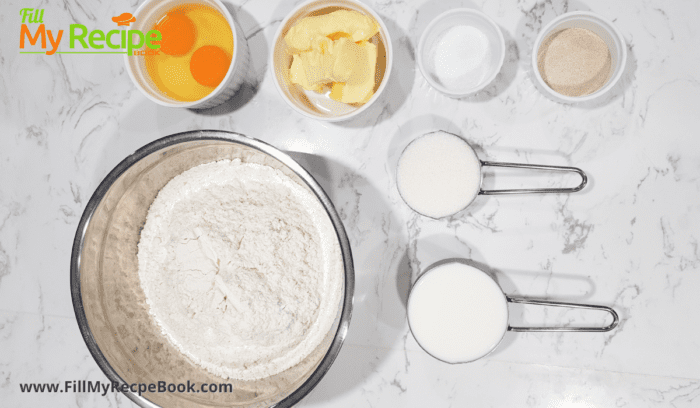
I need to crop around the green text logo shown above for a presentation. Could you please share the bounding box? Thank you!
[19,8,161,56]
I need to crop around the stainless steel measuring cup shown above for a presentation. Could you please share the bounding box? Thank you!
[406,260,619,364]
[396,131,587,219]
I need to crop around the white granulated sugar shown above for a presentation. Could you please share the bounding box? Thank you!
[431,25,491,91]
[137,159,343,381]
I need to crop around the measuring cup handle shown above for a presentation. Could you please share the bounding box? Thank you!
[479,161,587,195]
[506,297,619,332]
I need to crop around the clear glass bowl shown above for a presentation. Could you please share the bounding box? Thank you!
[70,130,354,407]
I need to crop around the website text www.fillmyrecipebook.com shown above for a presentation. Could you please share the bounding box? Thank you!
[19,380,234,396]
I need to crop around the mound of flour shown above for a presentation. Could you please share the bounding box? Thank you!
[137,159,343,380]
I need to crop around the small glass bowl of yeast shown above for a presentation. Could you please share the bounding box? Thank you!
[407,260,620,364]
[125,0,250,109]
[395,131,588,219]
[531,11,627,103]
[271,0,393,122]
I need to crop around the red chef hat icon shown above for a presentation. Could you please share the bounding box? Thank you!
[112,13,136,26]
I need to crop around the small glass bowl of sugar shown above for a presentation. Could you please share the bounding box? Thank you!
[418,9,505,97]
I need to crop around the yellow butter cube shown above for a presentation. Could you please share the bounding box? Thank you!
[290,37,368,93]
[284,10,379,51]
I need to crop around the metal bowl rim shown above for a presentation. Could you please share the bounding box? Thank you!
[70,129,355,408]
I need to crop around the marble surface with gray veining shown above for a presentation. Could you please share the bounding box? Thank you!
[2,0,700,406]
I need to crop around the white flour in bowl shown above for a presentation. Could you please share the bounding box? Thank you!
[137,159,343,381]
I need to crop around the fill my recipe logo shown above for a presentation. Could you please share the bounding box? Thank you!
[19,8,161,55]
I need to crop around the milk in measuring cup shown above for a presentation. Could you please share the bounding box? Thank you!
[407,262,508,363]
[397,131,481,218]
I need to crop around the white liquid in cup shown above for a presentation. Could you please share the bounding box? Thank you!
[397,131,481,218]
[407,262,509,363]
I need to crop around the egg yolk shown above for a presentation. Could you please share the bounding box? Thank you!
[155,13,196,56]
[190,45,231,87]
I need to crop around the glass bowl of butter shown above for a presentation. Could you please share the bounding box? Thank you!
[271,0,393,121]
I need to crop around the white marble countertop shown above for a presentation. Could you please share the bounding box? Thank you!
[2,0,700,406]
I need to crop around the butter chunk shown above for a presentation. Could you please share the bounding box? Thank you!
[332,37,362,82]
[285,10,379,51]
[289,54,322,92]
[330,40,377,104]
[330,82,344,101]
[290,37,366,92]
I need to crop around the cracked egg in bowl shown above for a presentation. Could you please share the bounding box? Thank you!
[125,0,250,109]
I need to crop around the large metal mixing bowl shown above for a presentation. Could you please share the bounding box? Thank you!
[70,130,354,407]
